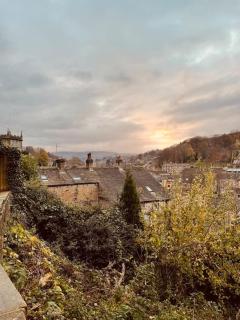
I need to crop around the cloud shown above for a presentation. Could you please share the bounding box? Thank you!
[0,0,240,152]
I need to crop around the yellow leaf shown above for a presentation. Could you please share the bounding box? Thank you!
[39,272,52,287]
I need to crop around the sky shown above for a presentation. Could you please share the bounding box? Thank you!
[0,0,240,153]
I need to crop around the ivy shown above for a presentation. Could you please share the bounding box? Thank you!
[0,145,23,193]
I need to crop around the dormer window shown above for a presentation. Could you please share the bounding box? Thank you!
[73,177,81,181]
[40,175,48,181]
[146,186,152,192]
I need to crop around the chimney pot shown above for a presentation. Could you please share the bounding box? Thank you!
[54,158,66,170]
[86,152,93,170]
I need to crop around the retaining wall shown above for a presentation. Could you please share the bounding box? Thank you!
[0,192,27,320]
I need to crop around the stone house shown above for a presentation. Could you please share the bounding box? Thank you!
[179,167,240,203]
[180,167,202,191]
[39,166,99,206]
[162,162,192,175]
[214,170,240,200]
[39,158,169,211]
[150,171,176,191]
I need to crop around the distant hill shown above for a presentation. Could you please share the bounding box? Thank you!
[138,131,240,166]
[54,151,133,161]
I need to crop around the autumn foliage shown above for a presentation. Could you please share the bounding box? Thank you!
[140,131,240,165]
[143,172,240,317]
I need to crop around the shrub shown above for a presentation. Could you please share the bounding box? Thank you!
[20,154,39,182]
[144,172,240,316]
[14,186,138,269]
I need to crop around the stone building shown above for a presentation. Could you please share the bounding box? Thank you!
[40,162,99,207]
[150,171,176,191]
[39,158,169,211]
[179,167,240,208]
[0,130,23,150]
[215,169,240,195]
[162,162,192,175]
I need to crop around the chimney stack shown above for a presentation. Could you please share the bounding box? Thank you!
[116,155,123,167]
[86,152,93,170]
[54,158,66,170]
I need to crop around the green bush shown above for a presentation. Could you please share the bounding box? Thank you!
[14,186,138,269]
[144,172,240,317]
[20,154,38,182]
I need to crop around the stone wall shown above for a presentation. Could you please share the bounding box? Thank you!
[0,192,27,319]
[0,265,26,320]
[141,200,166,213]
[0,192,11,261]
[48,183,99,206]
[162,163,191,175]
[218,178,240,194]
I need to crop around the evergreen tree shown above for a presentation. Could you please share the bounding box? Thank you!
[119,170,142,228]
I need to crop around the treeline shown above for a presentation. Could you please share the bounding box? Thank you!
[140,131,240,165]
[24,146,50,166]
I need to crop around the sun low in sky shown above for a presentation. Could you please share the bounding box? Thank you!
[0,0,239,153]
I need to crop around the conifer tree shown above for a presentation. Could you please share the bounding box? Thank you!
[119,170,142,228]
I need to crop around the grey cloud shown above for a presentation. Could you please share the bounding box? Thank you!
[0,35,6,53]
[24,118,143,149]
[0,1,240,152]
[27,73,52,87]
[0,64,52,91]
[105,72,132,85]
[183,74,240,98]
[178,92,240,118]
[71,70,93,81]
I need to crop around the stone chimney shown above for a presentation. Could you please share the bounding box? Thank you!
[54,158,66,170]
[86,152,93,170]
[116,155,123,167]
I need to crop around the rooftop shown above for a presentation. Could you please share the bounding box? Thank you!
[39,167,169,203]
[0,130,23,142]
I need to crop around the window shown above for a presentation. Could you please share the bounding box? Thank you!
[73,177,81,181]
[40,175,48,181]
[145,186,152,192]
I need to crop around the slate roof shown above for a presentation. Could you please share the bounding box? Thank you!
[39,167,76,186]
[39,166,169,203]
[181,167,202,184]
[131,168,169,202]
[215,170,240,180]
[66,167,99,183]
[93,168,125,202]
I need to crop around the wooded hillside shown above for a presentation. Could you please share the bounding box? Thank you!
[140,131,240,165]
